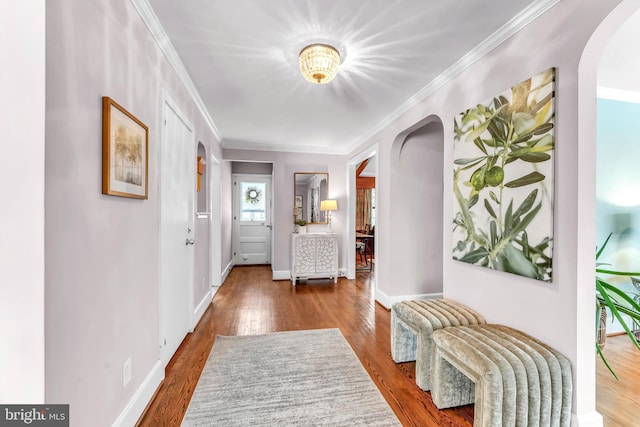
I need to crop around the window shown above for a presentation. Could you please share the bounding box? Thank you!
[240,182,266,221]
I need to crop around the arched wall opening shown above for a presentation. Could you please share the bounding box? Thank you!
[577,1,640,424]
[388,115,444,297]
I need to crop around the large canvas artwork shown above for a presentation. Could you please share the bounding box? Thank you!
[452,68,555,282]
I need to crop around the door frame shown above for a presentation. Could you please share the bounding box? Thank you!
[158,90,196,366]
[232,172,274,266]
[347,144,378,280]
[209,153,222,290]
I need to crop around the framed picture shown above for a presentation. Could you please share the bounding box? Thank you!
[102,96,149,199]
[452,68,555,282]
[296,208,303,221]
[295,195,303,208]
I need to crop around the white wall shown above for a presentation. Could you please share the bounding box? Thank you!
[223,149,348,277]
[45,0,222,425]
[348,0,621,424]
[387,121,444,297]
[0,0,46,403]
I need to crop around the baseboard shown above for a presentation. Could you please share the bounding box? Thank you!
[272,270,290,281]
[111,360,163,427]
[572,411,603,427]
[374,289,444,310]
[220,260,233,284]
[192,289,212,330]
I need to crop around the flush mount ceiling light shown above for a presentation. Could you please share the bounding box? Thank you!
[299,44,340,84]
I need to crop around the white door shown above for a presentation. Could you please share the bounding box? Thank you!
[159,95,195,366]
[233,174,272,265]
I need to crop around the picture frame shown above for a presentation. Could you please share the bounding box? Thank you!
[295,195,303,208]
[102,96,149,199]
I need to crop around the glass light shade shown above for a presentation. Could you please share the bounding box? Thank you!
[320,199,338,211]
[299,44,340,84]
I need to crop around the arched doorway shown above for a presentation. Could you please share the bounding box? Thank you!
[579,3,640,425]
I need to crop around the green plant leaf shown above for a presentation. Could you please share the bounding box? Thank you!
[459,248,489,264]
[596,233,613,261]
[504,200,514,235]
[509,202,542,237]
[454,156,486,166]
[513,189,538,218]
[532,122,554,135]
[596,279,640,352]
[468,193,479,209]
[503,243,538,278]
[484,199,497,219]
[489,191,500,204]
[505,172,545,188]
[490,220,497,247]
[473,137,488,155]
[519,152,551,163]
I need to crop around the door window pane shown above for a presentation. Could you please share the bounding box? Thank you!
[240,182,266,221]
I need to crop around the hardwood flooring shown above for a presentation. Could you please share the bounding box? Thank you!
[596,334,640,427]
[138,265,638,426]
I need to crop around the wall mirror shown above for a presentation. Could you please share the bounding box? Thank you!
[294,172,329,224]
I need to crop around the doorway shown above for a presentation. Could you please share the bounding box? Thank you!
[159,94,195,366]
[233,174,272,265]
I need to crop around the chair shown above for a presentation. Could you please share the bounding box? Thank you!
[355,238,368,264]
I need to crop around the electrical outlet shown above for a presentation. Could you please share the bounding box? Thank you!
[123,358,132,387]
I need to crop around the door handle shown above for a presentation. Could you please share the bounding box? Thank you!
[266,225,272,230]
[185,238,195,246]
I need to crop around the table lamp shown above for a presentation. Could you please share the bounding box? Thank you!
[320,199,338,231]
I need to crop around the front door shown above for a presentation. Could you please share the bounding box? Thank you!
[233,174,272,265]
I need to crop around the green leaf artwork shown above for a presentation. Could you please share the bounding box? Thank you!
[452,68,555,282]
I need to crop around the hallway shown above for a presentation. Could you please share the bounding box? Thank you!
[138,265,473,426]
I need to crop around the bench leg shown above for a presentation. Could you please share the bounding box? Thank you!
[431,346,475,409]
[391,311,417,363]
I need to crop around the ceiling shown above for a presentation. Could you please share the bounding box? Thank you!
[142,0,557,154]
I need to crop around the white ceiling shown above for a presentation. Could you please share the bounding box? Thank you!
[142,0,558,154]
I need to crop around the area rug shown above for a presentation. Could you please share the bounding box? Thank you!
[182,328,401,426]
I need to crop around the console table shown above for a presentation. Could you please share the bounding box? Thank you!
[290,232,338,285]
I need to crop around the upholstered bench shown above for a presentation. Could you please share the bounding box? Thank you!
[431,324,572,427]
[390,299,486,390]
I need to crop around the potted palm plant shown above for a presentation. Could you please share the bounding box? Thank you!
[596,233,640,378]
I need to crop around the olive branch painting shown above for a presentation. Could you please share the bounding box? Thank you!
[452,67,555,282]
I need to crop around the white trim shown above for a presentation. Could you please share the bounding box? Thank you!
[129,0,221,141]
[272,270,290,281]
[375,289,443,310]
[597,86,640,104]
[573,412,603,427]
[209,153,222,289]
[131,0,559,155]
[111,361,163,427]
[340,0,560,155]
[221,260,233,284]
[192,288,212,331]
[347,144,379,280]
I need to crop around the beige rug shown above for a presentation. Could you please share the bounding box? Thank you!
[182,328,400,426]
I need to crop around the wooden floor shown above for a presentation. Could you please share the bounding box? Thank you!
[138,265,639,427]
[596,334,640,426]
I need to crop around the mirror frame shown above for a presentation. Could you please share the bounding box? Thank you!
[294,172,329,224]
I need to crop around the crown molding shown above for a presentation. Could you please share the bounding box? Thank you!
[221,138,348,155]
[342,0,561,154]
[597,86,640,104]
[130,0,222,142]
[131,0,559,155]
